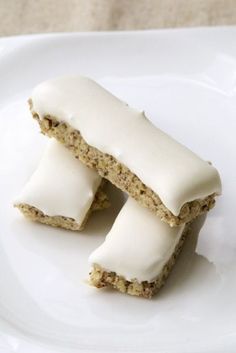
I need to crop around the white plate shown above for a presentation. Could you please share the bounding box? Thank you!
[0,28,235,353]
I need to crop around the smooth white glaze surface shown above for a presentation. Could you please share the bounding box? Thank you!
[15,139,101,223]
[31,76,221,216]
[89,198,185,282]
[0,29,235,353]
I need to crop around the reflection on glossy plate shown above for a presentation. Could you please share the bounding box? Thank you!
[0,28,235,353]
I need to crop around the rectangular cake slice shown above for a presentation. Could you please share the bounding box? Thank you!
[29,76,221,226]
[89,198,191,298]
[14,139,109,231]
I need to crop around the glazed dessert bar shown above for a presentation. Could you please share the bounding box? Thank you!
[29,76,221,226]
[89,198,191,298]
[15,139,109,231]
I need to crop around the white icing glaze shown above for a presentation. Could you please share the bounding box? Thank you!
[15,139,101,223]
[31,76,222,216]
[89,198,185,282]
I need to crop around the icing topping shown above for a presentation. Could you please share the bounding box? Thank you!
[89,198,185,282]
[31,76,221,216]
[15,139,101,223]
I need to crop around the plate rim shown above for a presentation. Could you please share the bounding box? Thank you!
[0,26,235,353]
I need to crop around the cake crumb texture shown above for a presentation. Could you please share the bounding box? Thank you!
[89,224,189,298]
[30,106,216,227]
[15,188,110,231]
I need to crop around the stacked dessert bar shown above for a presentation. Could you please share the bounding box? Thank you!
[15,76,221,298]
